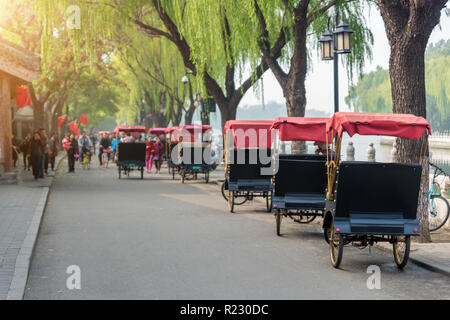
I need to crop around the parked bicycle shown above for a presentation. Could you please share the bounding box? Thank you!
[429,162,449,231]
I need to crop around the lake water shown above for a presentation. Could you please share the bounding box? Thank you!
[285,134,450,173]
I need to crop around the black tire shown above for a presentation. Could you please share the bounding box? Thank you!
[172,167,176,180]
[181,171,185,184]
[221,182,228,201]
[429,195,450,232]
[228,191,235,213]
[221,182,248,205]
[205,171,209,183]
[118,167,122,179]
[276,210,281,236]
[266,191,273,212]
[393,235,411,269]
[329,220,344,268]
[323,228,330,244]
[141,167,144,180]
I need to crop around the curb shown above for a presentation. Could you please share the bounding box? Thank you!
[6,155,65,300]
[374,243,450,278]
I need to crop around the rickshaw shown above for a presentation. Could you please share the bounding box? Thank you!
[270,117,331,236]
[114,126,147,179]
[165,126,182,177]
[223,120,274,213]
[323,112,431,269]
[174,124,215,184]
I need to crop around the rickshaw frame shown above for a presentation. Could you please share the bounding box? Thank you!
[223,120,274,213]
[114,126,147,180]
[322,112,431,269]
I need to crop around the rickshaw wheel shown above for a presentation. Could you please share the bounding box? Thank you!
[329,220,344,268]
[205,171,209,183]
[323,228,330,244]
[266,191,273,212]
[221,183,248,205]
[181,171,185,184]
[172,168,175,180]
[118,167,122,179]
[393,235,411,269]
[228,191,235,213]
[275,210,281,236]
[140,167,144,180]
[298,214,316,224]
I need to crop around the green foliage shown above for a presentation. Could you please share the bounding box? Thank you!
[346,40,450,131]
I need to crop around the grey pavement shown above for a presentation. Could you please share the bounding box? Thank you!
[24,161,450,299]
[0,156,62,300]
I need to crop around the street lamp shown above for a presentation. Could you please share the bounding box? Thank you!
[319,15,353,113]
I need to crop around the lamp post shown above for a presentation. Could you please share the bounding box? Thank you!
[319,15,353,113]
[182,72,213,126]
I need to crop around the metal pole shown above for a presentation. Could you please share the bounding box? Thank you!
[334,53,339,113]
[333,14,339,114]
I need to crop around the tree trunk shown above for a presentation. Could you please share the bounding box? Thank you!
[281,5,308,154]
[219,101,238,130]
[378,0,448,242]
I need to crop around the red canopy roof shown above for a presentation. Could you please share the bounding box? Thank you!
[327,112,431,139]
[148,128,167,135]
[181,124,212,133]
[165,126,181,134]
[271,117,331,143]
[224,120,274,149]
[114,126,147,134]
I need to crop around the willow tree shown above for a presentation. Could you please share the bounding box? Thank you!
[115,31,194,127]
[221,0,372,152]
[37,0,284,128]
[376,0,448,242]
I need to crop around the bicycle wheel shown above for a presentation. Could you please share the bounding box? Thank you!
[429,195,450,231]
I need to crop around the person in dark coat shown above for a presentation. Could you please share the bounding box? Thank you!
[11,134,20,168]
[67,133,78,173]
[48,132,58,171]
[21,133,32,170]
[27,132,43,180]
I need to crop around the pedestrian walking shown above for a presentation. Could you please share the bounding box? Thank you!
[27,132,43,180]
[99,133,112,167]
[21,133,32,170]
[48,132,58,171]
[38,128,49,177]
[146,137,154,173]
[153,137,164,174]
[67,134,78,173]
[11,134,20,168]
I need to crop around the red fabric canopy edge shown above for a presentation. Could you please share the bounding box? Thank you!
[114,126,147,134]
[326,112,431,139]
[148,128,167,135]
[270,117,331,143]
[224,120,274,149]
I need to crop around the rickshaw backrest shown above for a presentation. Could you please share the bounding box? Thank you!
[118,143,146,162]
[229,148,272,181]
[180,145,212,165]
[335,162,422,219]
[279,154,327,161]
[275,159,327,196]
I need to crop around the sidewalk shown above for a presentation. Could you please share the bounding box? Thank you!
[0,156,64,300]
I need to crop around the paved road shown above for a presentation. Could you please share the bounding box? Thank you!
[25,161,450,299]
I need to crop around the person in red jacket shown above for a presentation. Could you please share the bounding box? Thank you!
[153,137,164,174]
